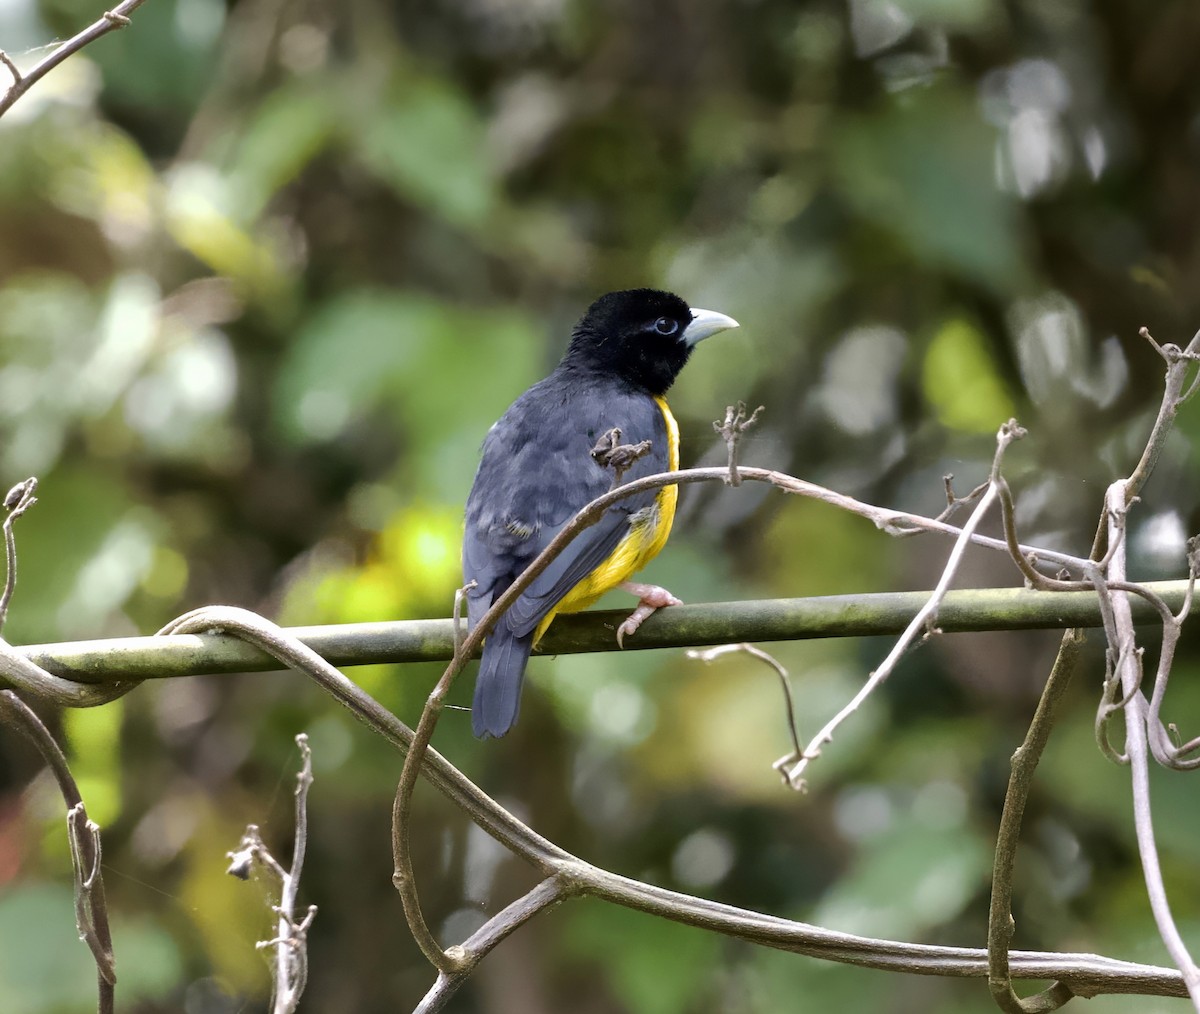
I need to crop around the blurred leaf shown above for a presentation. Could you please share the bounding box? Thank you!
[274,290,429,442]
[892,0,1003,32]
[833,87,1027,293]
[178,801,274,994]
[749,944,896,1013]
[0,882,181,1013]
[352,77,495,229]
[2,463,140,642]
[63,700,125,825]
[285,503,462,624]
[759,496,889,597]
[922,317,1017,432]
[561,903,720,1014]
[165,164,293,305]
[274,289,540,491]
[812,814,991,939]
[38,122,157,240]
[225,81,341,222]
[0,273,99,474]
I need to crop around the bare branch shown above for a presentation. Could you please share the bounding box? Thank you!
[0,477,38,633]
[1123,327,1200,506]
[0,50,20,85]
[412,876,573,1013]
[0,635,137,706]
[687,643,805,785]
[713,401,764,485]
[147,605,1189,1003]
[937,474,991,524]
[1142,538,1200,770]
[2,459,1107,699]
[0,690,116,1012]
[226,734,318,1014]
[0,0,150,119]
[778,420,1024,790]
[1101,481,1200,1006]
[987,629,1084,1013]
[590,428,653,488]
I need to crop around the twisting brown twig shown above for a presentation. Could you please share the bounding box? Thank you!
[939,473,991,521]
[893,474,991,540]
[412,875,573,1013]
[0,477,38,632]
[686,643,805,786]
[1100,327,1200,1006]
[0,0,149,119]
[144,591,1189,1008]
[987,324,1200,1009]
[0,479,122,1014]
[0,690,116,1013]
[1102,481,1200,1006]
[386,413,1122,986]
[1123,327,1200,504]
[226,733,317,1014]
[1139,537,1200,770]
[777,419,1026,791]
[451,581,475,658]
[986,630,1084,1013]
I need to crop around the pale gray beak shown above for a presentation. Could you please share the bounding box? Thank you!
[683,307,739,346]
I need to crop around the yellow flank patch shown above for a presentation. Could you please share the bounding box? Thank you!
[534,396,680,644]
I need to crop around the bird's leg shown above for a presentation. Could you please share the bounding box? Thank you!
[616,581,683,648]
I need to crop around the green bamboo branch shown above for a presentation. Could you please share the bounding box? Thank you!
[12,580,1190,685]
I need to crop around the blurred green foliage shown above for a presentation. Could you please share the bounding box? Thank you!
[2,0,1200,1011]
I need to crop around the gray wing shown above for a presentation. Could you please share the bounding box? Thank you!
[463,373,669,636]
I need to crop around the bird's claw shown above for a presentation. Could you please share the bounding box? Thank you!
[616,582,683,648]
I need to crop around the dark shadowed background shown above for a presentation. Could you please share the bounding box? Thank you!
[1,0,1200,1011]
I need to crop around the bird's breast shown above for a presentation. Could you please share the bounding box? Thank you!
[542,396,680,627]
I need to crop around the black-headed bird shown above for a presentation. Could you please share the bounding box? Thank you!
[463,289,738,738]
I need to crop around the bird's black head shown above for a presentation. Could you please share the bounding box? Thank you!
[561,288,738,396]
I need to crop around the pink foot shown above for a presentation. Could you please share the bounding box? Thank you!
[616,581,683,648]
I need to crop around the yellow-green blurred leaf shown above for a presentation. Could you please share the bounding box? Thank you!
[922,317,1016,432]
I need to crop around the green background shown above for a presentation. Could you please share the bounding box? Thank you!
[1,0,1199,1010]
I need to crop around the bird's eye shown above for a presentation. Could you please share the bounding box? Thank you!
[654,317,679,335]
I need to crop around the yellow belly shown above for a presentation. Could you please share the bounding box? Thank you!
[534,396,679,643]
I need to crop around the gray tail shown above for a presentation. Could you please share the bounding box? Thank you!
[472,624,535,739]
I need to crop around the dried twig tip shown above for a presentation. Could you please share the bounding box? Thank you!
[591,427,653,487]
[0,51,21,84]
[714,401,765,486]
[227,846,256,880]
[4,477,37,513]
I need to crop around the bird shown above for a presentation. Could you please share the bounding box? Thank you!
[462,288,739,738]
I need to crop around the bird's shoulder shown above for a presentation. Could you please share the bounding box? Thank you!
[466,367,670,532]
